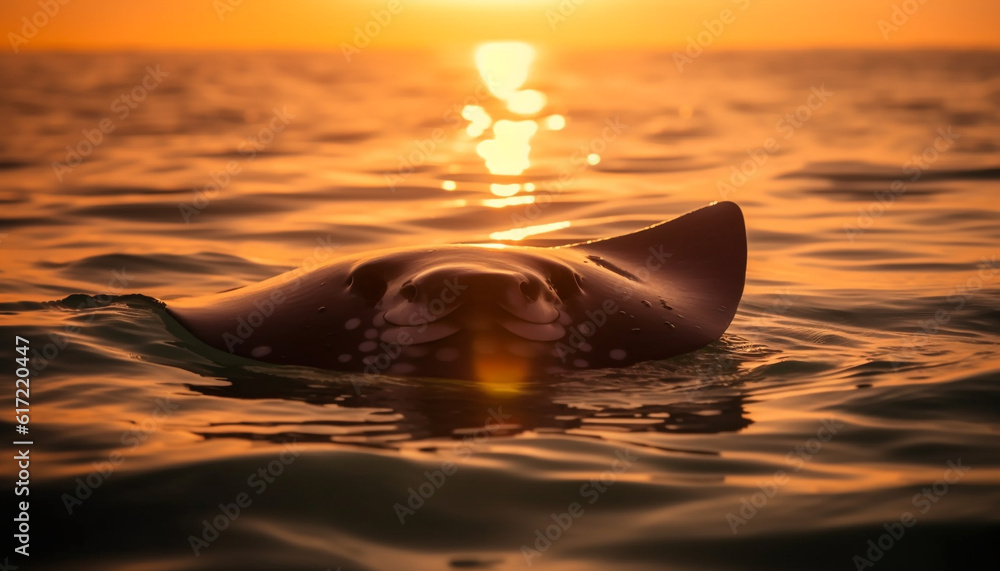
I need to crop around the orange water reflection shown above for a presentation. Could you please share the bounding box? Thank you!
[476,118,537,176]
[489,220,572,241]
[467,43,546,190]
[459,41,573,240]
[5,48,1000,569]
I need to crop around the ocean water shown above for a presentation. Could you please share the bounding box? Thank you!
[1,48,999,570]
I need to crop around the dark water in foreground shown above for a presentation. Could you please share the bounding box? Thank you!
[1,49,999,570]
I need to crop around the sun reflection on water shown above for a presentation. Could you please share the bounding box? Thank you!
[476,119,537,176]
[461,104,492,137]
[506,89,547,115]
[482,195,535,208]
[489,220,572,241]
[475,41,535,100]
[453,42,575,241]
[489,182,522,197]
[543,114,566,130]
[467,42,549,194]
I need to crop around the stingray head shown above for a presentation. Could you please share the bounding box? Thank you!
[345,249,585,346]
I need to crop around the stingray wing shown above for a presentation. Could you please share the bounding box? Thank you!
[567,201,747,344]
[164,261,374,369]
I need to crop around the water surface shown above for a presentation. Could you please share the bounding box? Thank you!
[1,48,999,570]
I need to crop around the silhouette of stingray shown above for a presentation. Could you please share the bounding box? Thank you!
[166,201,747,381]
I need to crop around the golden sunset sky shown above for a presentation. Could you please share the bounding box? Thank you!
[3,0,998,51]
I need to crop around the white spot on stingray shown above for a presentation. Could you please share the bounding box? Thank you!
[344,318,361,330]
[250,346,271,358]
[338,353,352,363]
[573,358,589,368]
[372,313,386,327]
[435,347,460,362]
[609,349,627,361]
[390,362,417,375]
[579,343,592,353]
[362,355,377,365]
[364,328,379,339]
[359,341,377,352]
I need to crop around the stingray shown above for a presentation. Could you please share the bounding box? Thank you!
[166,201,747,381]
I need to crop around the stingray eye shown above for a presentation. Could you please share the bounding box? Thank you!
[519,280,541,302]
[400,282,418,302]
[347,266,387,305]
[548,268,583,299]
